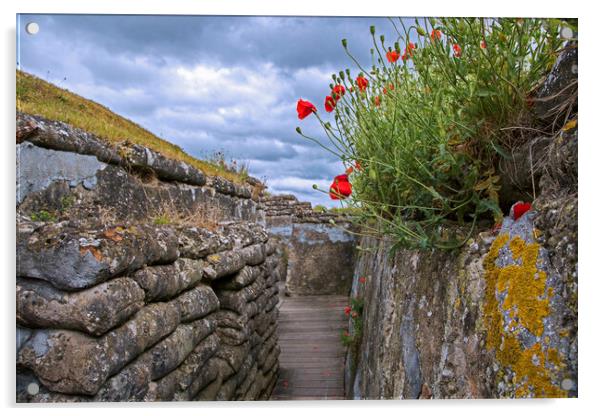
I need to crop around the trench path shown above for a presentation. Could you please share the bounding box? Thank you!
[270,284,348,400]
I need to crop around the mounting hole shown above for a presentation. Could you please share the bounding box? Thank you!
[560,26,573,40]
[25,22,39,35]
[561,378,574,391]
[26,382,39,395]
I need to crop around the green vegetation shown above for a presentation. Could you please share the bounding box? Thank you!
[59,194,76,212]
[30,210,57,222]
[300,18,574,249]
[313,204,360,215]
[152,213,171,226]
[341,296,364,346]
[16,70,246,184]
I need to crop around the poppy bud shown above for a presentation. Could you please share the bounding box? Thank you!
[370,25,375,35]
[342,38,348,48]
[312,184,318,190]
[345,68,351,77]
[329,219,336,225]
[339,71,345,80]
[416,26,427,36]
[380,34,385,43]
[394,42,400,52]
[325,122,332,129]
[295,127,302,134]
[332,74,337,81]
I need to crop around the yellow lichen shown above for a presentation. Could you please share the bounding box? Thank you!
[207,254,221,263]
[483,233,566,398]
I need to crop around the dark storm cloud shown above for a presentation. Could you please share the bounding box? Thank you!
[17,13,411,206]
[21,15,401,70]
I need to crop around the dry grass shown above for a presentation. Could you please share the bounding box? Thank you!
[150,200,223,231]
[16,70,244,184]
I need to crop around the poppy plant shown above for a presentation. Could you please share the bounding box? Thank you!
[332,84,346,100]
[511,201,532,220]
[453,43,462,57]
[325,95,336,113]
[386,50,400,63]
[430,29,442,40]
[356,75,369,92]
[330,174,352,200]
[296,99,316,120]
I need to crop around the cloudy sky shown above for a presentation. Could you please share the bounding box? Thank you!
[17,14,408,207]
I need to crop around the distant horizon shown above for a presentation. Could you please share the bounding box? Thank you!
[17,14,413,207]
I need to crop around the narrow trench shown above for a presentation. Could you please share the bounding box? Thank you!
[270,281,349,400]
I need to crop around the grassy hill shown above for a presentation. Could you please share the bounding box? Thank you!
[16,70,244,183]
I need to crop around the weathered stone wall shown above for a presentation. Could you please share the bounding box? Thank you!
[16,114,280,402]
[263,194,356,296]
[17,113,264,225]
[344,119,578,401]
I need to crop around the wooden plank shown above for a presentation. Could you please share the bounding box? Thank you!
[271,294,349,401]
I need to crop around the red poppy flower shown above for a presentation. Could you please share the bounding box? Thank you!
[296,99,317,119]
[355,160,362,171]
[332,84,346,100]
[359,276,366,284]
[386,50,400,63]
[511,202,532,220]
[430,29,442,41]
[325,95,336,113]
[345,166,354,175]
[330,174,352,200]
[480,40,487,49]
[356,75,369,92]
[344,306,351,316]
[453,44,462,57]
[351,311,358,318]
[406,42,416,57]
[492,222,502,234]
[374,96,381,107]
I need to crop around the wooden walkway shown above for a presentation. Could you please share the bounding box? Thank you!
[270,293,349,400]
